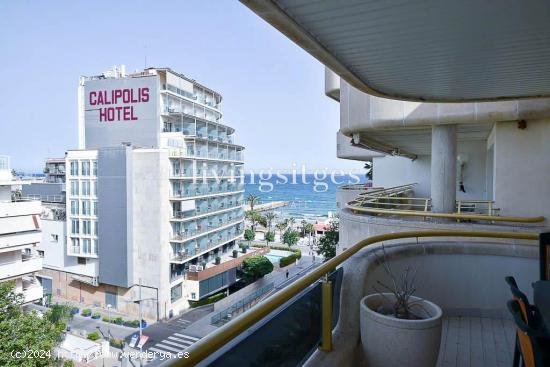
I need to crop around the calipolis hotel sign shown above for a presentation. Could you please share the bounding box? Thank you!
[84,76,159,149]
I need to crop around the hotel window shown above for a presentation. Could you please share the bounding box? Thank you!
[70,200,79,215]
[81,161,90,176]
[92,161,97,176]
[92,201,98,216]
[82,200,90,215]
[70,180,79,195]
[94,221,98,236]
[70,161,78,176]
[92,239,98,254]
[82,239,91,254]
[92,181,97,196]
[71,220,79,234]
[50,234,58,242]
[82,220,91,235]
[71,238,80,251]
[81,181,90,196]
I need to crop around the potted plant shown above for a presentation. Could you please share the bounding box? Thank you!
[81,308,92,317]
[360,247,442,367]
[232,249,238,258]
[70,307,80,315]
[91,312,101,319]
[215,256,221,265]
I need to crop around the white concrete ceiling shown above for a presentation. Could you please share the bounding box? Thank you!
[242,0,550,102]
[363,123,493,155]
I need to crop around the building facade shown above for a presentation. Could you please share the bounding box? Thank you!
[44,158,66,183]
[0,155,43,304]
[38,66,245,319]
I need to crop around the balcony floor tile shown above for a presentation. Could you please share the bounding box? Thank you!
[436,316,515,367]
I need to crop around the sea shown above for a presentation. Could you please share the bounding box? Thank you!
[244,173,367,220]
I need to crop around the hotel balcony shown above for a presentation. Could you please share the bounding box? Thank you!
[169,184,244,200]
[168,147,244,163]
[170,228,244,264]
[170,218,244,243]
[171,202,244,221]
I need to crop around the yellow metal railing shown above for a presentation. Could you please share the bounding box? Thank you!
[347,184,544,223]
[166,230,539,366]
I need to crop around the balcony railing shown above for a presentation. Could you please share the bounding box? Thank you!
[347,184,545,223]
[172,201,243,220]
[170,218,244,242]
[169,148,244,162]
[170,229,244,263]
[162,230,540,367]
[170,185,244,199]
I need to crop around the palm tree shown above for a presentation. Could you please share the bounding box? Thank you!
[300,219,307,237]
[287,217,296,231]
[265,212,277,232]
[247,194,260,212]
[305,223,315,247]
[245,210,258,231]
[275,220,288,242]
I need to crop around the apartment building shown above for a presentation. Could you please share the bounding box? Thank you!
[0,155,43,304]
[36,66,245,320]
[168,2,550,366]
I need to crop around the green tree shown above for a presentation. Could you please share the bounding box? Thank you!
[264,212,277,231]
[46,304,73,333]
[255,213,267,228]
[0,281,64,367]
[282,229,300,248]
[265,231,275,246]
[241,255,274,281]
[315,221,339,260]
[244,228,255,246]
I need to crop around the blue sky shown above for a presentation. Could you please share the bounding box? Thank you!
[0,0,363,173]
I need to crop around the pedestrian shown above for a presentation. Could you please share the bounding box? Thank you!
[313,254,315,263]
[286,270,289,279]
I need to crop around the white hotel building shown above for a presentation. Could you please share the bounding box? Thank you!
[38,66,245,319]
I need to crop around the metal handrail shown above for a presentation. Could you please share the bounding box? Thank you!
[165,229,539,366]
[347,184,543,223]
[348,206,544,223]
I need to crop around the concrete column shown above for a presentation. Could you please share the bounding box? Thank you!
[431,124,457,213]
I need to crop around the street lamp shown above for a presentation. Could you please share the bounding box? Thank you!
[106,304,112,342]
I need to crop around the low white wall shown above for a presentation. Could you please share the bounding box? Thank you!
[304,239,538,367]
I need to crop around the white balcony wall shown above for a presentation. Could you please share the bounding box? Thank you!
[0,200,42,218]
[0,253,42,280]
[0,232,42,252]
